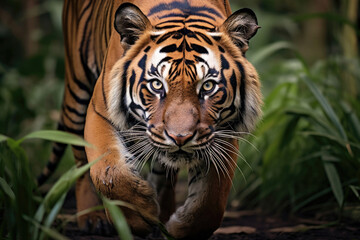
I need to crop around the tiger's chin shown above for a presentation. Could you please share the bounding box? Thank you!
[157,150,203,170]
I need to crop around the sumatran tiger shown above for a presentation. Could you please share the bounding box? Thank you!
[39,0,262,238]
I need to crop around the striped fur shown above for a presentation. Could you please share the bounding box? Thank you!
[40,0,262,238]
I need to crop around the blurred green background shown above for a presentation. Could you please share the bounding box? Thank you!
[0,0,359,227]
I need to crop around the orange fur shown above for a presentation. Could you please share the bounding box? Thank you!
[57,0,263,238]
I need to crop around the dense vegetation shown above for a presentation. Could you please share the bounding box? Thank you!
[0,0,359,239]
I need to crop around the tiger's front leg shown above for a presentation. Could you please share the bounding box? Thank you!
[84,100,159,236]
[166,139,238,240]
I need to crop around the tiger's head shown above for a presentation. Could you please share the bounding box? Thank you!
[108,3,262,169]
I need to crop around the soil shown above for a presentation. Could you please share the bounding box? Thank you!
[60,189,360,240]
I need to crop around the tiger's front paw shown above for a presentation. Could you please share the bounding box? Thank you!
[166,214,217,240]
[93,167,160,237]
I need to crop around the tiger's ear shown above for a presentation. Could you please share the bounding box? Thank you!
[114,3,151,49]
[221,8,259,52]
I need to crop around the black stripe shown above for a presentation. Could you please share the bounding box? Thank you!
[150,169,166,175]
[72,145,85,151]
[210,35,222,42]
[155,24,180,30]
[46,160,58,172]
[191,43,208,54]
[156,31,177,44]
[160,44,178,53]
[102,53,108,109]
[79,0,92,20]
[148,2,222,18]
[73,77,92,95]
[236,61,246,117]
[63,110,85,125]
[79,15,97,85]
[194,31,213,45]
[188,192,197,198]
[64,125,84,135]
[65,104,86,117]
[187,24,213,30]
[185,18,215,27]
[188,170,203,186]
[92,101,119,132]
[155,19,185,26]
[53,146,65,157]
[67,84,90,105]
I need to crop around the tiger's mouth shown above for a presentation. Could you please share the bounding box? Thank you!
[119,124,243,171]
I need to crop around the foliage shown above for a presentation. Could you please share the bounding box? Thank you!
[0,131,99,239]
[0,130,175,240]
[230,0,360,217]
[0,0,359,238]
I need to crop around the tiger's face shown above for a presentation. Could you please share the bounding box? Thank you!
[109,3,262,169]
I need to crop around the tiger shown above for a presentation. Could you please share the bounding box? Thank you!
[39,0,262,239]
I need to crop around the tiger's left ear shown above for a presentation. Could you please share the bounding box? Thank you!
[221,8,259,52]
[114,3,151,50]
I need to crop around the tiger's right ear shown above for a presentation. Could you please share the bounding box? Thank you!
[221,8,259,53]
[114,3,151,49]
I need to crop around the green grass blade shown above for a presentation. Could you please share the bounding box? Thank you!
[323,160,344,207]
[302,131,360,150]
[23,215,70,240]
[18,130,92,147]
[301,76,349,143]
[0,134,8,143]
[43,153,104,209]
[349,185,360,200]
[0,177,15,201]
[44,192,67,228]
[250,41,293,65]
[33,204,46,240]
[341,101,360,141]
[102,197,133,240]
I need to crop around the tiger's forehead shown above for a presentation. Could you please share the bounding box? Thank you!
[144,24,223,84]
[147,43,220,82]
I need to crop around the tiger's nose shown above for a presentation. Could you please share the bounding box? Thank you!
[166,131,194,146]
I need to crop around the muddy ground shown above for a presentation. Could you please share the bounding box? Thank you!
[60,189,359,240]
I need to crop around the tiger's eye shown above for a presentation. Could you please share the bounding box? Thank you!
[202,81,214,92]
[151,80,163,90]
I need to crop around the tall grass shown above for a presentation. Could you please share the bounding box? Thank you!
[230,5,360,217]
[0,131,134,240]
[0,130,176,240]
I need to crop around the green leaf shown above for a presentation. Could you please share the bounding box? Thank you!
[301,76,348,141]
[102,197,133,240]
[323,160,344,207]
[350,185,360,200]
[250,41,293,65]
[0,134,8,142]
[44,192,67,227]
[18,130,92,147]
[43,154,104,209]
[0,177,15,200]
[23,215,70,240]
[302,131,360,150]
